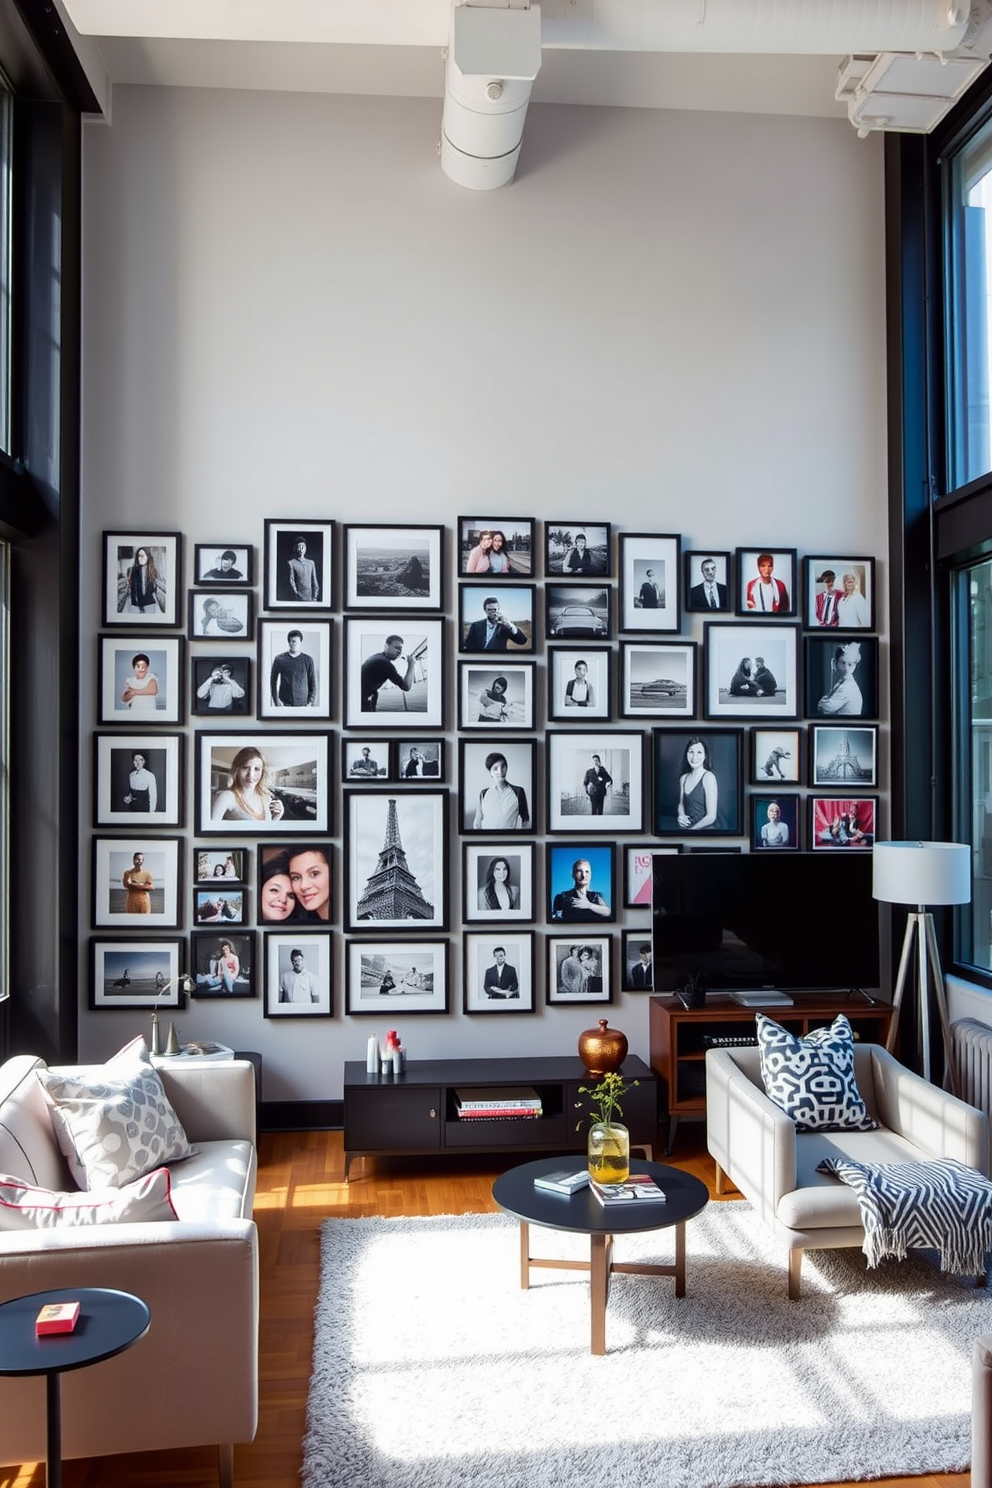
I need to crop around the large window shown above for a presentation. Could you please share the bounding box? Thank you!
[954,555,992,974]
[946,117,992,489]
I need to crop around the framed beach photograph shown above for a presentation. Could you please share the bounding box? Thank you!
[546,584,611,642]
[544,525,611,578]
[257,843,332,926]
[190,930,256,998]
[257,619,332,720]
[704,622,799,719]
[195,732,331,835]
[652,727,743,837]
[546,935,612,1005]
[89,938,185,1011]
[345,939,449,1015]
[190,655,251,717]
[547,843,615,924]
[810,723,878,788]
[618,533,681,633]
[459,587,535,654]
[193,545,253,586]
[93,733,183,828]
[810,796,877,850]
[803,556,875,631]
[750,793,801,851]
[463,842,536,923]
[195,847,246,884]
[344,618,444,728]
[263,519,334,611]
[92,837,182,928]
[620,641,696,719]
[735,547,797,617]
[458,518,534,578]
[101,532,181,628]
[187,590,253,642]
[345,791,448,931]
[263,932,333,1018]
[750,726,803,785]
[396,739,444,781]
[459,739,535,834]
[684,551,732,613]
[344,740,390,781]
[457,661,535,730]
[98,635,184,725]
[622,930,656,991]
[624,843,679,908]
[194,886,246,925]
[343,524,443,611]
[805,636,879,720]
[548,647,611,721]
[546,731,644,834]
[463,932,535,1013]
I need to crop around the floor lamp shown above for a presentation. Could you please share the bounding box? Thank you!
[872,840,971,1094]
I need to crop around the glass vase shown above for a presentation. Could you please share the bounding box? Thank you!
[587,1121,630,1185]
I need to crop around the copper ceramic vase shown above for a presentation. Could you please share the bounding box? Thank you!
[578,1019,628,1077]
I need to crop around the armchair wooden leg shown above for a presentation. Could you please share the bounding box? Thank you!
[788,1249,803,1301]
[218,1443,234,1488]
[714,1162,727,1196]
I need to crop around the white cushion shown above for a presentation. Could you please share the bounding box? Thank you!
[0,1166,177,1228]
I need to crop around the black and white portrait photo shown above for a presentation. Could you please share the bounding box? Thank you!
[459,740,535,834]
[194,545,253,585]
[191,656,251,716]
[547,935,612,1004]
[684,551,732,613]
[344,741,390,780]
[704,622,799,719]
[463,842,535,923]
[344,524,443,610]
[397,740,443,780]
[344,618,444,728]
[622,931,656,991]
[546,732,644,834]
[544,525,611,578]
[548,647,612,721]
[191,930,255,999]
[459,588,534,654]
[619,533,681,633]
[345,940,448,1015]
[805,637,879,720]
[652,728,743,837]
[458,518,534,578]
[99,636,184,724]
[264,932,332,1018]
[458,662,534,730]
[91,837,181,928]
[102,532,180,628]
[345,792,447,931]
[196,733,330,835]
[257,619,332,719]
[264,519,334,610]
[188,590,253,641]
[463,932,535,1013]
[94,734,183,827]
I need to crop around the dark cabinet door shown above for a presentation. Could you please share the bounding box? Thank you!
[345,1086,442,1152]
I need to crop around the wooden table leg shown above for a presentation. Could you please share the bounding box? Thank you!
[590,1233,610,1355]
[519,1220,530,1289]
[674,1221,686,1297]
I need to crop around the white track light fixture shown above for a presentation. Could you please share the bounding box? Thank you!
[440,3,542,190]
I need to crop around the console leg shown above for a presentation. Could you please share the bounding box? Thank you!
[664,1116,678,1156]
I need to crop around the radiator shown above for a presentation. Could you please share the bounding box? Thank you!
[950,1019,992,1117]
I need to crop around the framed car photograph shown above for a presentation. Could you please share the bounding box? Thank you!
[457,661,535,730]
[343,617,444,729]
[652,727,743,837]
[684,551,732,613]
[803,556,875,631]
[621,930,656,991]
[257,842,332,925]
[750,793,800,851]
[546,583,612,644]
[187,590,253,642]
[618,532,681,633]
[257,619,332,720]
[704,621,799,719]
[810,796,877,849]
[463,842,536,923]
[750,726,803,785]
[101,532,181,628]
[463,932,535,1013]
[735,548,797,618]
[190,930,256,998]
[343,524,444,610]
[546,731,644,834]
[345,790,448,931]
[92,837,182,928]
[345,939,449,1015]
[459,587,534,654]
[193,545,253,586]
[263,931,333,1017]
[547,842,615,924]
[190,655,251,717]
[89,937,186,1011]
[195,847,246,883]
[344,739,390,781]
[396,739,444,781]
[457,518,534,578]
[93,733,183,828]
[620,641,696,719]
[263,519,334,610]
[805,636,879,720]
[194,885,246,925]
[544,525,611,578]
[98,635,184,725]
[624,843,679,908]
[546,935,612,1005]
[810,723,878,788]
[460,740,535,834]
[548,646,611,721]
[195,732,331,835]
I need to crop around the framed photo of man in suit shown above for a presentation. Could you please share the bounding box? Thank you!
[458,587,534,654]
[618,533,681,633]
[463,932,535,1013]
[621,930,656,991]
[684,551,732,613]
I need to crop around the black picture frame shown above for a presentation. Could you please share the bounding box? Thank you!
[93,733,184,828]
[89,937,186,1010]
[463,932,535,1013]
[809,795,878,850]
[257,842,332,926]
[344,790,448,931]
[459,739,536,834]
[194,885,247,926]
[684,551,732,613]
[257,618,333,720]
[190,929,257,998]
[734,547,798,618]
[809,723,879,788]
[544,524,611,578]
[101,531,182,628]
[263,519,334,611]
[457,660,535,730]
[619,640,696,719]
[546,935,612,1004]
[749,793,801,852]
[195,731,332,836]
[343,523,444,611]
[621,929,656,991]
[395,739,445,782]
[91,836,183,929]
[652,727,743,837]
[190,655,251,717]
[193,544,253,586]
[459,586,535,654]
[98,634,185,725]
[546,583,611,642]
[618,532,681,633]
[546,731,645,835]
[749,726,803,785]
[703,621,800,720]
[194,847,247,884]
[548,646,612,721]
[805,636,879,719]
[187,589,254,642]
[345,938,449,1014]
[803,556,876,631]
[547,842,616,924]
[343,617,445,729]
[457,517,535,579]
[343,739,391,781]
[462,841,536,923]
[263,931,333,1018]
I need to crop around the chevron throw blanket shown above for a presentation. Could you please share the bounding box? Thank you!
[818,1156,992,1275]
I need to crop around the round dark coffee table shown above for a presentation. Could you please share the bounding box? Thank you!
[493,1155,709,1355]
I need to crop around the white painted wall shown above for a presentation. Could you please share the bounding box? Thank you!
[79,85,887,1100]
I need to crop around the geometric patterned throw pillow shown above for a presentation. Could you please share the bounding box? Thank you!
[35,1036,197,1190]
[756,1012,879,1133]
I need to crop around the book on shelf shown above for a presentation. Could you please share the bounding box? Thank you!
[533,1168,590,1195]
[454,1086,542,1112]
[456,1106,542,1120]
[728,989,794,1008]
[591,1175,667,1205]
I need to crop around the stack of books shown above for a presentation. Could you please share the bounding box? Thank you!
[590,1174,667,1206]
[533,1168,590,1195]
[454,1086,542,1120]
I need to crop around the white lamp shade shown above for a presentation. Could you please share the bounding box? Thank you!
[872,841,971,906]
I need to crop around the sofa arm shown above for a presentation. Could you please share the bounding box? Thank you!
[869,1045,990,1174]
[156,1060,256,1145]
[706,1048,798,1229]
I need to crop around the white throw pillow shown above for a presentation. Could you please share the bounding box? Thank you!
[35,1036,197,1190]
[0,1166,177,1228]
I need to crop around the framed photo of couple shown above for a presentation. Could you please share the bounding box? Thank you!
[546,935,612,1005]
[457,518,534,578]
[803,556,875,631]
[704,623,799,719]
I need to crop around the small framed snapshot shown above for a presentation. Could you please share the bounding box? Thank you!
[735,548,797,618]
[750,727,803,785]
[620,641,696,719]
[750,793,800,851]
[345,791,448,931]
[257,619,332,720]
[803,557,875,631]
[548,647,611,721]
[624,844,679,908]
[101,532,181,628]
[546,731,644,834]
[684,551,732,613]
[344,618,444,728]
[188,590,254,642]
[652,727,743,837]
[93,733,183,828]
[98,635,184,725]
[618,533,681,634]
[343,524,443,611]
[191,655,251,717]
[463,932,535,1013]
[458,518,534,579]
[621,930,656,991]
[263,519,334,610]
[89,937,185,1011]
[257,843,332,925]
[195,847,246,884]
[459,739,535,834]
[190,930,256,998]
[396,739,444,781]
[91,837,182,928]
[805,636,879,720]
[196,732,331,835]
[704,621,799,719]
[344,739,390,781]
[548,843,615,924]
[810,796,877,850]
[544,525,611,579]
[193,545,253,586]
[810,723,878,788]
[263,931,333,1017]
[463,842,536,923]
[457,660,535,730]
[546,583,611,643]
[194,885,246,925]
[345,939,448,1015]
[547,935,612,1005]
[459,587,534,654]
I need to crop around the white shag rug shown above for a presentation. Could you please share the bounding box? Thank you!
[303,1203,992,1488]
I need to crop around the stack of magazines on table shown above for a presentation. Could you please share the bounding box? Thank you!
[533,1169,667,1204]
[454,1086,542,1120]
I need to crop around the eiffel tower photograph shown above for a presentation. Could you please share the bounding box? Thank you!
[347,793,446,930]
[812,726,878,787]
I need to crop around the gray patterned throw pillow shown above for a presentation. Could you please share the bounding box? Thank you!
[755,1012,878,1132]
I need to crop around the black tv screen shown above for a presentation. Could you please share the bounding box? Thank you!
[652,852,880,994]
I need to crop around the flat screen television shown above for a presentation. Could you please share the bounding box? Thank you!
[652,851,880,995]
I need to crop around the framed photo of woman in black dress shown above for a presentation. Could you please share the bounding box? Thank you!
[652,728,743,837]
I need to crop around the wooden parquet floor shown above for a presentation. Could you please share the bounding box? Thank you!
[0,1126,968,1488]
